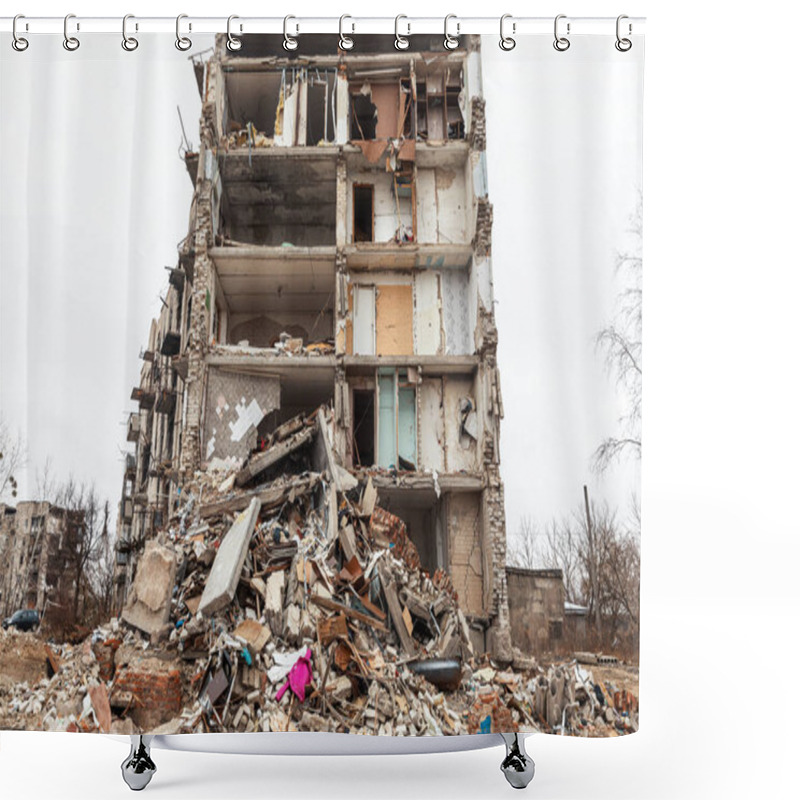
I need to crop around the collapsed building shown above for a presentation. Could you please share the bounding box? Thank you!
[0,502,83,618]
[115,33,511,658]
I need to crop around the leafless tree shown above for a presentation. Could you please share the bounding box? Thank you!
[594,195,642,472]
[507,515,540,570]
[0,414,25,501]
[51,478,110,623]
[537,495,640,652]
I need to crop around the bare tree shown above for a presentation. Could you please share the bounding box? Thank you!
[0,415,25,501]
[594,196,642,472]
[507,515,540,570]
[537,495,640,653]
[52,478,110,623]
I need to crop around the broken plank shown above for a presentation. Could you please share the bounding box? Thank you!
[199,473,321,518]
[235,426,315,487]
[309,595,388,632]
[377,560,417,656]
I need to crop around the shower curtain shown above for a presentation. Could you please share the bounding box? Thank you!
[0,22,644,739]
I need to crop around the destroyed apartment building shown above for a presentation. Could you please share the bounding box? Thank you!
[0,502,83,619]
[115,33,511,659]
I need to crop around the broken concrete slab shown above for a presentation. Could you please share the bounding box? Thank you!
[263,571,285,635]
[233,619,271,652]
[122,541,178,635]
[235,424,315,487]
[199,498,261,616]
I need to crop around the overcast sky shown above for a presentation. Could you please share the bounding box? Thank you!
[0,34,642,542]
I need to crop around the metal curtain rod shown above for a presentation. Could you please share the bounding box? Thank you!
[1,15,646,36]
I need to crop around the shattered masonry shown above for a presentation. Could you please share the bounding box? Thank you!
[115,33,512,660]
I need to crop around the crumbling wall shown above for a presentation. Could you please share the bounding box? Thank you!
[446,492,484,616]
[202,368,280,468]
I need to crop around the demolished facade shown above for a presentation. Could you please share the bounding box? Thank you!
[0,502,83,618]
[116,33,511,659]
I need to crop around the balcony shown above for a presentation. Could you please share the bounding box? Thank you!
[155,388,177,415]
[130,387,155,410]
[127,413,141,442]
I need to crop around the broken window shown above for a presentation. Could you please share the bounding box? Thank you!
[306,69,336,145]
[415,68,464,142]
[350,87,378,140]
[377,369,417,470]
[353,184,374,242]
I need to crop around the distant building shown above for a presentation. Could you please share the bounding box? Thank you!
[0,501,83,617]
[506,567,566,655]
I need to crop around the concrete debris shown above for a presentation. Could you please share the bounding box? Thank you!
[121,541,178,635]
[0,407,637,737]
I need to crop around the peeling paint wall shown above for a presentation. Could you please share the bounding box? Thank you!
[414,271,442,355]
[415,167,468,244]
[441,268,471,355]
[418,377,445,472]
[443,375,479,472]
[202,368,280,467]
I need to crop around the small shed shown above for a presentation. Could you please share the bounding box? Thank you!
[506,567,565,655]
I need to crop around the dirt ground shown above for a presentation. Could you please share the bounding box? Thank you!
[0,629,49,687]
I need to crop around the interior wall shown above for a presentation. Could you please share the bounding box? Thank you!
[228,310,333,348]
[347,168,410,243]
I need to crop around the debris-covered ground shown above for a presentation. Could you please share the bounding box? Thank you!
[0,408,637,738]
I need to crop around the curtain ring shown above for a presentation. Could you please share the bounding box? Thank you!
[339,14,354,50]
[499,14,515,51]
[615,14,632,52]
[443,14,459,51]
[226,15,242,51]
[12,14,29,52]
[283,15,299,51]
[394,15,410,50]
[176,14,192,51]
[122,14,138,51]
[63,14,80,51]
[553,14,570,51]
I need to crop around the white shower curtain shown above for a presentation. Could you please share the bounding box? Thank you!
[1,24,643,741]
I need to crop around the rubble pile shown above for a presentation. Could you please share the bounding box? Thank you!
[0,407,638,737]
[210,335,335,359]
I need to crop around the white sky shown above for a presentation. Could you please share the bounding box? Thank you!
[0,34,642,542]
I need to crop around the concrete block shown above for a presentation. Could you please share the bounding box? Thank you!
[122,541,178,635]
[263,570,285,635]
[199,498,261,616]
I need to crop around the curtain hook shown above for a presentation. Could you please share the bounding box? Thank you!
[12,14,29,52]
[283,15,299,51]
[615,14,632,51]
[394,15,410,50]
[339,14,354,50]
[553,14,570,51]
[63,13,80,51]
[443,14,459,51]
[226,15,242,51]
[499,14,515,51]
[176,14,192,51]
[121,14,139,51]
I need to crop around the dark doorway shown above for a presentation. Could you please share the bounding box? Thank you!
[353,185,374,243]
[353,389,375,466]
[350,93,378,139]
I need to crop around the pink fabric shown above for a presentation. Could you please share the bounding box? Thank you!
[275,648,313,702]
